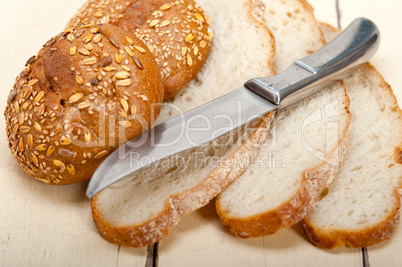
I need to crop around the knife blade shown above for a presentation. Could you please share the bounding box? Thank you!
[86,18,380,198]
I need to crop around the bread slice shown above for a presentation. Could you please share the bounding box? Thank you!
[91,0,276,247]
[301,24,402,249]
[215,0,352,238]
[249,0,325,73]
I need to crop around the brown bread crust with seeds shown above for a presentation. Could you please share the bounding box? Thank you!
[67,0,212,101]
[4,24,164,185]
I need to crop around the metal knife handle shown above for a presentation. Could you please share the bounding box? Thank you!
[244,18,380,107]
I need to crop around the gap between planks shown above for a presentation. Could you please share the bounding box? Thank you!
[145,243,158,267]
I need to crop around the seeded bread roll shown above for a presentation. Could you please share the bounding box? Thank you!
[4,24,164,185]
[67,0,212,101]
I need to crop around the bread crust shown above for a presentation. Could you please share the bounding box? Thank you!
[4,24,164,185]
[215,83,352,238]
[92,196,181,247]
[67,0,212,101]
[248,0,276,76]
[302,190,401,249]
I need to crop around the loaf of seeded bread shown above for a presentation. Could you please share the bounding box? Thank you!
[301,24,402,249]
[67,0,213,101]
[5,24,164,185]
[90,0,276,247]
[215,0,352,238]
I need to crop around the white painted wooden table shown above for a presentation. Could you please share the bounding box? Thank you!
[0,0,401,266]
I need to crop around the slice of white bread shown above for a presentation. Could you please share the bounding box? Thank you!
[91,0,276,247]
[301,24,402,249]
[250,0,325,73]
[215,0,352,238]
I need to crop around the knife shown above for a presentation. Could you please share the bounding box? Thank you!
[86,18,380,198]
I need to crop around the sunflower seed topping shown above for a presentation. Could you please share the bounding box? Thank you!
[132,56,144,70]
[95,150,108,159]
[120,98,129,112]
[109,36,120,48]
[69,93,84,103]
[115,71,131,80]
[200,40,207,48]
[27,134,33,147]
[78,48,91,56]
[83,33,93,43]
[124,46,134,57]
[98,56,112,67]
[131,105,137,116]
[27,79,38,86]
[20,126,31,133]
[93,34,102,44]
[67,34,75,42]
[115,52,123,64]
[149,19,159,28]
[185,34,194,42]
[118,121,132,128]
[31,153,39,165]
[82,57,97,65]
[160,20,171,27]
[70,46,77,55]
[53,160,64,167]
[126,36,134,45]
[76,75,84,84]
[94,11,104,18]
[18,139,24,152]
[134,45,146,54]
[116,79,132,87]
[160,3,171,10]
[34,122,42,132]
[103,66,117,72]
[60,136,72,145]
[36,144,48,151]
[67,164,76,175]
[58,149,74,158]
[195,13,205,22]
[34,91,45,103]
[84,131,91,142]
[78,102,90,110]
[119,109,128,118]
[47,146,55,156]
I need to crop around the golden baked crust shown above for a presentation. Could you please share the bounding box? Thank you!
[67,0,213,100]
[301,192,401,249]
[5,24,164,185]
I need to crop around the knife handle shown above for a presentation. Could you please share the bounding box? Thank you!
[244,17,380,107]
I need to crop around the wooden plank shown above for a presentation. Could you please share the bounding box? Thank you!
[159,203,361,267]
[338,1,402,267]
[0,1,148,266]
[339,0,402,103]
